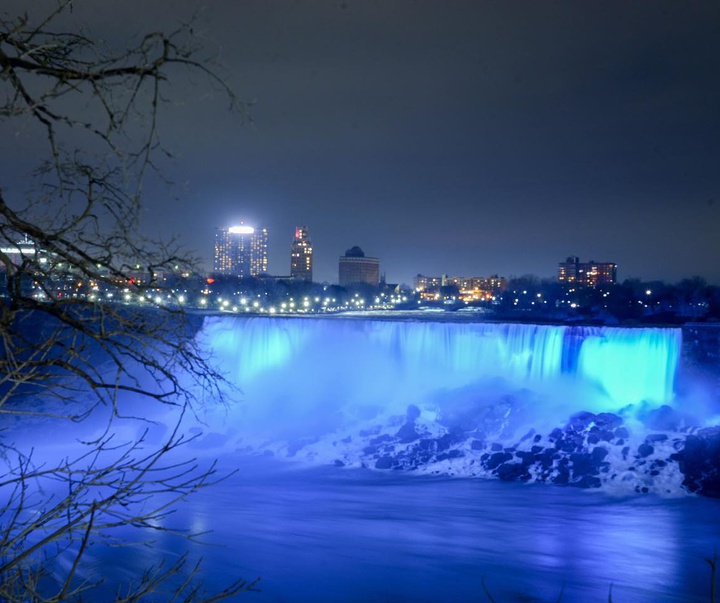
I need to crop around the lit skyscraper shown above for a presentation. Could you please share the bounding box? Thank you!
[213,224,268,277]
[290,226,313,282]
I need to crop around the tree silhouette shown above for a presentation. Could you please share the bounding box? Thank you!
[0,2,257,599]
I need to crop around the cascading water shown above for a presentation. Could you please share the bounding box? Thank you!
[187,315,714,495]
[197,316,681,438]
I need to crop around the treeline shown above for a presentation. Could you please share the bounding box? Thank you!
[491,276,720,324]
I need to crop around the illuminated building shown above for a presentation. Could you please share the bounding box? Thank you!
[290,226,313,282]
[413,275,442,291]
[0,236,44,269]
[338,246,379,286]
[213,223,268,277]
[558,256,617,287]
[414,273,507,301]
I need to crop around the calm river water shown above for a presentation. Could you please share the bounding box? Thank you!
[96,455,720,603]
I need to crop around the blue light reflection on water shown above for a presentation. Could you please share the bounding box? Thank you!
[94,456,720,603]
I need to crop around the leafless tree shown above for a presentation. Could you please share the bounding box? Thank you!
[0,2,256,599]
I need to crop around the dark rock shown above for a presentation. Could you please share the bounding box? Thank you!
[491,443,504,452]
[600,430,615,442]
[375,456,393,469]
[471,439,484,450]
[362,445,378,455]
[538,449,556,469]
[334,460,345,467]
[622,446,630,460]
[568,411,596,430]
[496,462,531,482]
[486,452,513,470]
[674,426,720,497]
[554,474,569,485]
[570,453,597,477]
[616,438,625,446]
[592,447,609,462]
[436,434,456,452]
[595,413,623,429]
[515,450,535,465]
[637,443,655,458]
[560,435,584,453]
[614,427,630,439]
[549,428,563,441]
[395,422,419,443]
[587,434,600,445]
[406,404,421,421]
[533,434,542,443]
[646,434,668,443]
[571,474,602,488]
[437,449,464,462]
[531,445,544,454]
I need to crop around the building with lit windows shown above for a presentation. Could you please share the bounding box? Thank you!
[557,256,617,287]
[213,224,268,277]
[413,275,443,291]
[414,273,507,301]
[338,246,379,286]
[290,226,313,282]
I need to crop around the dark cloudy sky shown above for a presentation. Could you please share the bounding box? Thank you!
[3,1,720,285]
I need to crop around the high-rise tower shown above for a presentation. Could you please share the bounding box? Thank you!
[213,223,268,277]
[290,226,313,282]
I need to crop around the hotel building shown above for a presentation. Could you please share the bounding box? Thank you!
[338,246,380,286]
[214,224,268,277]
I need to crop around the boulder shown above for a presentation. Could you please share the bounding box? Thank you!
[375,456,394,469]
[673,426,720,497]
[496,462,531,482]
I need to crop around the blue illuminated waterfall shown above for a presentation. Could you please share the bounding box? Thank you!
[198,317,682,440]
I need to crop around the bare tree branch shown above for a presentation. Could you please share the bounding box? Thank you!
[1,2,252,599]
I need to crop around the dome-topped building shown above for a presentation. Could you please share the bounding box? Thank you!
[338,246,379,286]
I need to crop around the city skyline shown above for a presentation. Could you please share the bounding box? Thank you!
[213,222,627,288]
[2,1,719,286]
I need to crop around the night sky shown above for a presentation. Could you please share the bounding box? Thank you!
[3,1,719,285]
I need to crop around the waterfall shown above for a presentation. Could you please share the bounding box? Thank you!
[197,317,681,440]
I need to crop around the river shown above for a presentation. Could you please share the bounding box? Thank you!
[94,455,720,603]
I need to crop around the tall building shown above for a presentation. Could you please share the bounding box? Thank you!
[338,246,379,286]
[213,224,268,277]
[290,226,313,282]
[558,256,617,287]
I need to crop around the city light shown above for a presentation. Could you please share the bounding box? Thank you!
[228,225,254,235]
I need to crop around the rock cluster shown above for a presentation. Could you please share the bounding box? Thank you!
[322,404,720,497]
